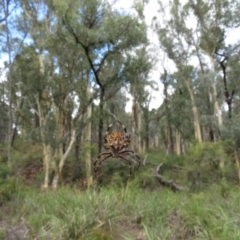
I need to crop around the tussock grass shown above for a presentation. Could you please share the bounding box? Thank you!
[6,183,239,240]
[1,143,240,239]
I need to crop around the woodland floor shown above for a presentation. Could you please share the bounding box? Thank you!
[1,146,240,239]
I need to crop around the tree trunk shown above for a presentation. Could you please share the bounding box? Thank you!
[98,89,105,153]
[137,106,142,152]
[37,96,52,189]
[7,73,13,166]
[51,128,76,189]
[42,143,52,189]
[85,100,93,189]
[184,79,202,142]
[6,20,12,166]
[51,108,64,189]
[209,55,222,136]
[167,124,174,154]
[143,108,149,151]
[50,95,78,188]
[37,54,51,189]
[131,96,137,152]
[176,128,181,155]
[154,135,159,148]
[73,116,83,181]
[212,81,222,128]
[195,46,215,142]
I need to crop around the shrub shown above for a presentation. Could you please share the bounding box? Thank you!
[0,162,22,206]
[0,177,20,206]
[186,141,235,190]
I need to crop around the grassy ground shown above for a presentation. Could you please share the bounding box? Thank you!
[1,143,240,239]
[1,181,240,240]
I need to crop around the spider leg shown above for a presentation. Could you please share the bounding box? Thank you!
[118,155,132,178]
[112,120,122,126]
[105,120,125,134]
[94,153,112,174]
[119,150,141,168]
[93,152,111,167]
[111,120,128,136]
[104,121,116,140]
[116,120,129,136]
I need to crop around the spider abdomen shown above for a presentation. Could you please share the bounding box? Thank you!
[107,132,126,151]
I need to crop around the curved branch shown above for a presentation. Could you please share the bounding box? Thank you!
[152,162,186,192]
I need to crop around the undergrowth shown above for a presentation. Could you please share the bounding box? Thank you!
[1,141,240,239]
[0,183,238,240]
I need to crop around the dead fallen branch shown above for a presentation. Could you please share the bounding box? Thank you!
[152,162,186,192]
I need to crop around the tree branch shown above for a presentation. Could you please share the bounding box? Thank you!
[63,15,106,90]
[152,162,186,191]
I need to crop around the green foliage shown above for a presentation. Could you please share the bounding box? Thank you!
[145,150,166,165]
[130,169,159,190]
[0,177,20,206]
[0,161,10,180]
[144,151,186,183]
[188,141,229,165]
[0,159,19,205]
[186,142,236,191]
[82,143,98,160]
[0,230,5,240]
[0,160,26,207]
[164,154,186,168]
[82,228,115,240]
[22,187,123,239]
[1,144,240,240]
[10,184,240,240]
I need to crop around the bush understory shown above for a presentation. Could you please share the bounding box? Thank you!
[1,142,240,239]
[0,180,240,239]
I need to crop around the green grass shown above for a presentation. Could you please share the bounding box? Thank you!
[1,182,239,240]
[1,143,240,239]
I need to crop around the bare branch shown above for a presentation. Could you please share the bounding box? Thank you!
[151,162,186,191]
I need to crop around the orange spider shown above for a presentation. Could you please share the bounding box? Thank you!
[94,120,141,177]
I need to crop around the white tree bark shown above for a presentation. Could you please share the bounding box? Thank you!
[184,79,202,143]
[131,95,137,152]
[85,87,93,189]
[51,128,76,189]
[176,128,181,155]
[137,103,142,152]
[209,56,223,129]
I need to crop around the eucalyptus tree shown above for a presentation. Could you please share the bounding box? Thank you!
[0,0,17,23]
[56,0,148,153]
[0,98,8,143]
[10,0,98,188]
[157,30,203,143]
[186,0,240,132]
[0,66,8,143]
[157,68,193,154]
[155,0,240,144]
[153,0,240,178]
[9,0,148,188]
[155,6,202,142]
[160,70,174,154]
[122,47,156,152]
[0,0,21,165]
[183,0,240,156]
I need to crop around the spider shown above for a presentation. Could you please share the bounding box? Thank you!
[94,120,141,177]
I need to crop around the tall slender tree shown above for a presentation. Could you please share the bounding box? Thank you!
[60,0,148,153]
